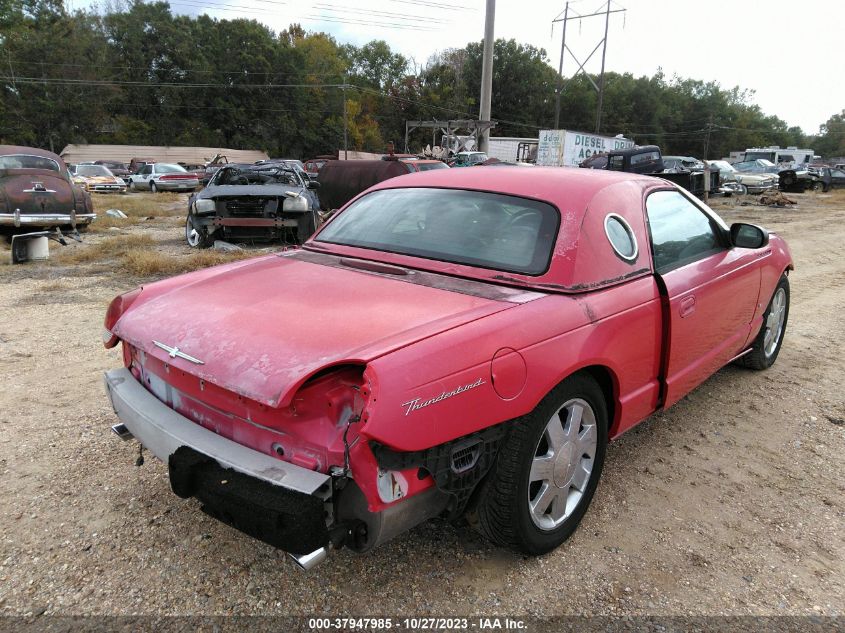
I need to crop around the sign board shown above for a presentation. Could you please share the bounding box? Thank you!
[536,130,634,167]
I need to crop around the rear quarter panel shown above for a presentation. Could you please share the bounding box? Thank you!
[361,276,663,451]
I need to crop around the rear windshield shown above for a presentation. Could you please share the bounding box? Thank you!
[156,163,187,174]
[0,154,60,171]
[315,187,559,275]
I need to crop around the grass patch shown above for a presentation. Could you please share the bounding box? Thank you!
[91,192,188,219]
[54,233,254,278]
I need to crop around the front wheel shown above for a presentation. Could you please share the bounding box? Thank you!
[811,181,824,192]
[185,213,213,248]
[738,274,790,370]
[150,181,158,193]
[473,374,608,555]
[737,183,748,196]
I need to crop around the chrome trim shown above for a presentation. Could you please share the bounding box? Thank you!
[103,368,331,496]
[603,212,639,262]
[0,212,96,227]
[152,340,205,365]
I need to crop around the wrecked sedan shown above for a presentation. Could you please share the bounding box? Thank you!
[185,162,320,248]
[0,145,95,230]
[103,167,793,567]
[71,164,127,194]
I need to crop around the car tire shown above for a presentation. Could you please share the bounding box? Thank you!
[737,183,748,196]
[128,179,135,191]
[811,181,824,193]
[473,374,608,555]
[738,274,790,371]
[150,181,158,193]
[185,213,213,249]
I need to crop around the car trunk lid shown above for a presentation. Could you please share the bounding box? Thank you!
[113,255,514,408]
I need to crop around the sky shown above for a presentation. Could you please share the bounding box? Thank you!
[106,0,844,135]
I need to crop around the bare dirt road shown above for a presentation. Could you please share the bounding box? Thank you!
[0,190,842,619]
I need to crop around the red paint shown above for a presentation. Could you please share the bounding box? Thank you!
[105,167,794,514]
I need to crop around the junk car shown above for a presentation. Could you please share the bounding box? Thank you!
[71,164,127,194]
[0,145,95,230]
[103,167,793,568]
[185,162,320,248]
[129,163,198,193]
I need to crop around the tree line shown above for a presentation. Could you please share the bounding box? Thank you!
[2,0,843,161]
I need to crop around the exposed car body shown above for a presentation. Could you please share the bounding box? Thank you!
[72,164,127,194]
[304,156,334,179]
[662,156,705,171]
[185,162,320,247]
[709,160,777,195]
[103,167,793,567]
[0,145,95,229]
[778,166,831,193]
[129,163,198,193]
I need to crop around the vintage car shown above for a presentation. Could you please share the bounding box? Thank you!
[732,159,779,175]
[0,145,95,230]
[708,160,777,195]
[128,163,199,193]
[185,162,320,248]
[662,156,705,172]
[103,167,793,568]
[71,164,127,194]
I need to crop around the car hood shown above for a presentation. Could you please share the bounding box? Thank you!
[113,254,514,408]
[78,175,123,185]
[199,184,308,198]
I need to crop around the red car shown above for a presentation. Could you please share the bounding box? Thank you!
[102,167,792,569]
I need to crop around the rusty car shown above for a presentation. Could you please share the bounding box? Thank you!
[103,167,793,569]
[0,145,95,231]
[71,163,127,194]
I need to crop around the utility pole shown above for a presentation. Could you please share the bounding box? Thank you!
[553,2,568,129]
[478,0,495,153]
[594,0,611,134]
[552,1,626,134]
[342,83,348,160]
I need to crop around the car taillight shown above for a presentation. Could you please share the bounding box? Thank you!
[103,287,142,348]
[160,174,191,180]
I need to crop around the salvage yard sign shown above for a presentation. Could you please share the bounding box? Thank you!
[536,129,634,167]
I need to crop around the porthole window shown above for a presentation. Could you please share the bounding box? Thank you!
[604,213,638,262]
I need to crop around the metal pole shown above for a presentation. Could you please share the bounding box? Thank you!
[342,84,348,159]
[554,2,569,130]
[594,0,611,134]
[478,0,495,153]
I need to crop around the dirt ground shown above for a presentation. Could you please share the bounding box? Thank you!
[0,189,842,618]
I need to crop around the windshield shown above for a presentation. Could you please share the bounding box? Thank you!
[0,154,61,171]
[76,165,112,177]
[315,187,559,275]
[215,166,303,186]
[465,153,487,164]
[156,163,187,174]
[710,161,735,173]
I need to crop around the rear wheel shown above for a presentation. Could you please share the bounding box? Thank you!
[738,274,789,370]
[812,181,824,192]
[474,374,607,555]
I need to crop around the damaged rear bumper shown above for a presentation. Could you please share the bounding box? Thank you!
[103,368,333,555]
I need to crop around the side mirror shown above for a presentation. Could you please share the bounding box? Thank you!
[730,223,769,249]
[307,180,320,189]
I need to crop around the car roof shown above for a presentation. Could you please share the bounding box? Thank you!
[335,166,664,292]
[0,145,66,167]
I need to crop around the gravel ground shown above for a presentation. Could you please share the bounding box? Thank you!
[0,191,843,619]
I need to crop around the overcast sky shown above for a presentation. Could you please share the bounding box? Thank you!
[122,0,843,135]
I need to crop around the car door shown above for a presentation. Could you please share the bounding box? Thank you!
[137,164,152,188]
[645,189,762,408]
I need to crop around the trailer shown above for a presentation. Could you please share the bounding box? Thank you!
[536,129,633,168]
[486,137,540,163]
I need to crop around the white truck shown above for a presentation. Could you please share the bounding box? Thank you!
[536,129,634,168]
[744,146,816,169]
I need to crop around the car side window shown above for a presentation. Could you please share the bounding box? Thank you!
[646,190,725,273]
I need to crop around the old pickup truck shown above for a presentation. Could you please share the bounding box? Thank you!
[102,167,792,569]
